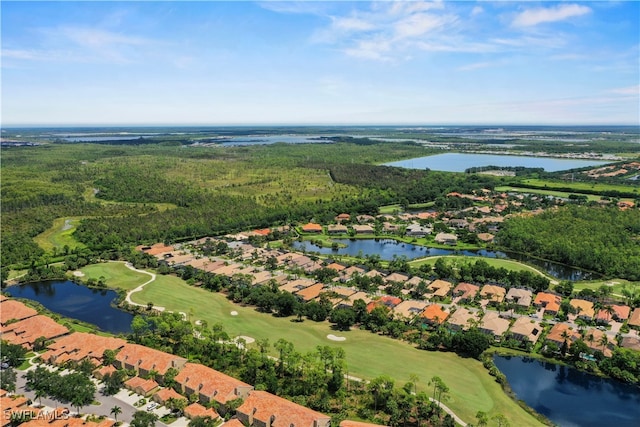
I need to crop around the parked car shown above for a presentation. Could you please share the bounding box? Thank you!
[146,403,158,411]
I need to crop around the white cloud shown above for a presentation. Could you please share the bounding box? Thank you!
[58,27,151,49]
[512,4,591,28]
[471,6,484,17]
[608,85,640,96]
[332,16,376,32]
[393,12,452,39]
[457,61,497,71]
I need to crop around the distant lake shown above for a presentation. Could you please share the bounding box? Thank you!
[494,356,640,427]
[385,153,610,172]
[218,135,328,146]
[291,239,595,280]
[5,280,133,334]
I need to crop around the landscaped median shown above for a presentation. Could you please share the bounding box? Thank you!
[81,261,546,426]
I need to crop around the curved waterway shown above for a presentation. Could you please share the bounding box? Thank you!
[4,280,133,334]
[494,356,640,427]
[291,239,595,280]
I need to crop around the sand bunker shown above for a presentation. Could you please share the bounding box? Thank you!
[72,271,85,277]
[230,311,239,316]
[235,335,255,344]
[327,334,346,342]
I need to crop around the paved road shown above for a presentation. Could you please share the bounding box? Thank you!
[13,362,172,427]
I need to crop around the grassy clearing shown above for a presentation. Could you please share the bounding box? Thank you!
[495,186,604,201]
[124,269,543,426]
[520,178,639,195]
[378,204,403,214]
[33,217,86,253]
[572,278,639,299]
[80,262,148,291]
[8,270,28,280]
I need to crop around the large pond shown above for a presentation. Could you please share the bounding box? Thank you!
[291,239,595,280]
[385,153,610,172]
[494,356,640,427]
[5,280,133,334]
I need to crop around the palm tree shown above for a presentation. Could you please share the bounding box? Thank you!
[34,388,46,407]
[110,406,122,422]
[598,334,609,352]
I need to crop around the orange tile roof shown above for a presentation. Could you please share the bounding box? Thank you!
[421,304,449,324]
[326,263,346,272]
[0,315,69,349]
[184,403,219,420]
[366,296,402,313]
[301,223,323,232]
[533,292,561,313]
[236,390,330,427]
[175,363,253,405]
[570,299,595,318]
[0,300,38,324]
[153,388,185,404]
[41,332,126,365]
[116,343,186,376]
[144,244,174,255]
[295,283,325,302]
[221,420,245,427]
[546,323,580,345]
[124,376,159,394]
[628,308,640,327]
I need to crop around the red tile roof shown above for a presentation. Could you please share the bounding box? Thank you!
[301,223,323,232]
[184,403,219,420]
[0,300,38,324]
[421,304,449,324]
[174,363,253,405]
[534,292,561,313]
[41,332,126,365]
[236,390,330,427]
[115,343,186,376]
[124,376,159,395]
[0,315,69,349]
[153,388,185,404]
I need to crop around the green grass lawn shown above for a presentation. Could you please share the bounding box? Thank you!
[124,268,543,426]
[80,262,148,291]
[33,217,86,253]
[520,178,639,195]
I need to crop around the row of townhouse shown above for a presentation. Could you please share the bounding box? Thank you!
[1,298,386,427]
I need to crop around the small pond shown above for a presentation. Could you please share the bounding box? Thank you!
[291,239,595,280]
[5,280,133,334]
[385,153,610,172]
[494,356,640,427]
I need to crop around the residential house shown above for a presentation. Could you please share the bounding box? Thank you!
[452,282,479,302]
[279,278,316,294]
[335,213,351,223]
[174,363,253,414]
[366,296,402,313]
[392,300,429,321]
[620,336,640,351]
[427,279,452,300]
[184,403,219,421]
[326,263,346,273]
[596,304,631,324]
[508,317,542,344]
[405,223,432,237]
[295,283,325,302]
[570,299,595,320]
[545,323,580,347]
[480,285,506,304]
[505,288,533,309]
[448,219,469,229]
[327,224,348,234]
[582,328,613,357]
[434,233,458,245]
[93,365,116,380]
[383,222,401,233]
[0,315,69,350]
[40,332,126,367]
[446,307,478,331]
[301,223,323,233]
[628,308,640,328]
[114,344,187,380]
[477,233,495,243]
[0,300,38,325]
[124,376,159,396]
[342,291,372,308]
[153,388,187,405]
[356,214,375,223]
[533,292,562,315]
[236,390,331,427]
[384,272,409,284]
[420,304,449,326]
[352,224,375,235]
[479,312,510,340]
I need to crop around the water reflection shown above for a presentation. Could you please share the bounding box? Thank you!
[494,356,640,427]
[4,280,133,334]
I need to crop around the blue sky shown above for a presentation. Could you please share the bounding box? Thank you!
[2,1,638,125]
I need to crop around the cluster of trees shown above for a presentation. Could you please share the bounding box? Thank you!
[24,366,96,414]
[497,206,640,279]
[127,311,463,425]
[428,258,551,292]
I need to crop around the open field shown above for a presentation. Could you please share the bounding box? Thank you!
[33,217,86,252]
[80,261,148,291]
[112,265,544,426]
[520,178,639,195]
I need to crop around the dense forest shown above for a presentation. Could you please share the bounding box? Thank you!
[497,206,640,280]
